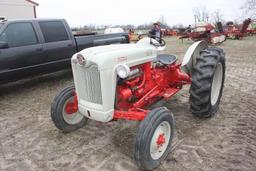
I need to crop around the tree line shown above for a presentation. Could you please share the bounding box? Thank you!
[73,0,255,31]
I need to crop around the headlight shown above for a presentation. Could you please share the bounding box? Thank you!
[77,53,86,66]
[116,64,130,79]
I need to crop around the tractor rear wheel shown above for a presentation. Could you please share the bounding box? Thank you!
[134,107,175,170]
[51,85,87,133]
[189,47,225,118]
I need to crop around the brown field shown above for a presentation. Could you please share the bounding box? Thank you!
[1,36,256,171]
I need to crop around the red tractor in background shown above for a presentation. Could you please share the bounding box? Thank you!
[179,22,226,45]
[225,18,252,39]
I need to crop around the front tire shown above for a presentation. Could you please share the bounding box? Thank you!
[51,85,87,133]
[189,47,225,118]
[134,107,175,170]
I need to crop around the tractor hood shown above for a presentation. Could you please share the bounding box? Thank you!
[71,38,161,70]
[71,38,164,122]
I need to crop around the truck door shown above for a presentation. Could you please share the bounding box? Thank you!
[38,21,76,65]
[0,22,45,80]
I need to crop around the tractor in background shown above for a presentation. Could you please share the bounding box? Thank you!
[179,22,226,45]
[225,18,252,39]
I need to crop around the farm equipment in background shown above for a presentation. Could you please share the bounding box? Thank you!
[128,29,149,42]
[225,18,252,39]
[252,22,256,34]
[161,28,178,36]
[179,22,226,45]
[251,23,256,35]
[51,35,226,170]
[245,19,256,35]
[246,23,255,35]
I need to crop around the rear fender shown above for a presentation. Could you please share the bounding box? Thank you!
[181,41,208,75]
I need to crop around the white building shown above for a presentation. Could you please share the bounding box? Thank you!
[0,0,39,20]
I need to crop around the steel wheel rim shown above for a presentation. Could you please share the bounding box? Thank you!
[150,121,171,160]
[211,62,223,106]
[62,96,83,125]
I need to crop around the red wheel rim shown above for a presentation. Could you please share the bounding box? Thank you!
[65,102,78,114]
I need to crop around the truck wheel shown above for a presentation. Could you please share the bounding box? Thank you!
[51,85,87,133]
[134,107,175,170]
[189,47,225,118]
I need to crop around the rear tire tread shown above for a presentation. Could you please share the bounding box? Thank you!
[189,47,225,118]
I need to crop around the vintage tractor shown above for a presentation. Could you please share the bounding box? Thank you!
[225,18,252,39]
[179,22,226,45]
[51,37,225,170]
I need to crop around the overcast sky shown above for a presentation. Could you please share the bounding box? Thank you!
[36,0,246,27]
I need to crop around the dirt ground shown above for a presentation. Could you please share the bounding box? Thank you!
[0,36,256,171]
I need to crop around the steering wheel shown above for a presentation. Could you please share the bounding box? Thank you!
[148,34,166,47]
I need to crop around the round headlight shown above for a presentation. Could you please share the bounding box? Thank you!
[116,64,130,79]
[77,54,86,66]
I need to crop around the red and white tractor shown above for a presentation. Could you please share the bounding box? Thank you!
[51,37,225,170]
[179,22,226,45]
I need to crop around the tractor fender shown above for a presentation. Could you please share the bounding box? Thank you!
[181,41,208,75]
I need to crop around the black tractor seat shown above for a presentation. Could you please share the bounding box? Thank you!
[157,54,177,65]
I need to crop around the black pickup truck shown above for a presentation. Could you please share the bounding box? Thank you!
[0,19,129,83]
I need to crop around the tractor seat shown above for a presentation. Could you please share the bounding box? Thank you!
[157,54,177,65]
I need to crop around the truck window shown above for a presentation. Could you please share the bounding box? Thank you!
[39,21,69,43]
[0,22,38,47]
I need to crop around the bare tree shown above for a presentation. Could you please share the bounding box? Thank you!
[241,0,256,19]
[211,9,224,23]
[193,7,210,22]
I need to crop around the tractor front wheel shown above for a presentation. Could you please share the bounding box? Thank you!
[134,107,175,170]
[51,85,87,133]
[190,47,225,118]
